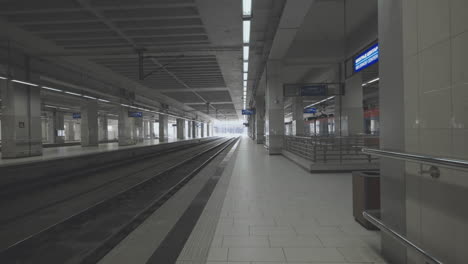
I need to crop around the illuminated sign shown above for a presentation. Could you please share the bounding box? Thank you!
[354,43,379,72]
[304,108,317,114]
[242,109,255,115]
[128,111,143,118]
[72,113,81,119]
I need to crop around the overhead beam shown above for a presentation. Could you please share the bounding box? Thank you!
[159,87,229,93]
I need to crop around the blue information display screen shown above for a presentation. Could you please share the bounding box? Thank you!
[304,108,317,114]
[72,113,81,119]
[128,111,143,118]
[354,43,379,72]
[242,109,255,115]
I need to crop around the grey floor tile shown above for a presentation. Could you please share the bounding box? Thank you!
[228,247,286,262]
[338,247,386,262]
[222,235,269,248]
[206,248,228,262]
[283,247,346,262]
[269,235,323,248]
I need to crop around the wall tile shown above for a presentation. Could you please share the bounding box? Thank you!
[405,128,420,153]
[419,89,451,129]
[404,54,420,129]
[417,0,450,50]
[451,31,468,85]
[452,129,468,159]
[450,0,468,36]
[419,39,451,94]
[452,83,468,129]
[420,179,457,263]
[420,129,452,156]
[403,0,419,57]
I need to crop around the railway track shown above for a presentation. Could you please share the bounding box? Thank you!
[0,137,237,264]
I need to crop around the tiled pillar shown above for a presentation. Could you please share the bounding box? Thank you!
[187,120,192,138]
[149,119,155,139]
[81,100,98,147]
[0,71,42,158]
[192,121,196,138]
[176,118,185,140]
[158,114,169,142]
[292,96,304,136]
[134,116,143,142]
[335,73,364,136]
[200,122,205,137]
[380,0,468,263]
[207,123,210,137]
[99,115,108,142]
[264,60,284,154]
[53,110,65,144]
[67,120,75,141]
[255,94,265,144]
[118,106,135,146]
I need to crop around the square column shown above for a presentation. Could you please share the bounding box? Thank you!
[99,115,108,142]
[0,77,42,158]
[53,110,65,144]
[255,95,265,144]
[292,97,304,136]
[119,106,135,146]
[67,120,75,141]
[192,121,196,138]
[206,123,210,137]
[81,100,98,147]
[335,72,364,136]
[134,116,143,142]
[149,119,155,139]
[158,114,169,142]
[187,121,192,138]
[200,122,205,137]
[264,60,284,154]
[176,118,186,140]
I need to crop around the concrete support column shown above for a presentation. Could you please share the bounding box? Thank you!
[149,119,155,139]
[118,106,135,146]
[176,118,186,140]
[192,121,196,138]
[158,114,169,142]
[292,97,304,136]
[53,110,65,144]
[335,73,364,136]
[134,117,143,142]
[67,121,75,141]
[319,118,329,136]
[200,123,205,137]
[264,60,284,154]
[187,121,192,138]
[206,123,210,137]
[99,116,108,142]
[0,76,42,158]
[255,95,265,144]
[81,100,98,147]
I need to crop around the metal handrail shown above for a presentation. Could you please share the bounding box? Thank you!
[362,148,468,170]
[363,211,443,264]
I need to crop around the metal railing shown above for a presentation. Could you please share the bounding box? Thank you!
[361,149,468,264]
[363,210,443,264]
[362,148,468,170]
[284,135,379,164]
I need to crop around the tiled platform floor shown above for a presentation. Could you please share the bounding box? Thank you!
[203,137,387,264]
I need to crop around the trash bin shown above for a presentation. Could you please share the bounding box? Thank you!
[352,170,380,230]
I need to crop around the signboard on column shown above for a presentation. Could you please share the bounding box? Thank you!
[242,109,255,115]
[354,43,379,72]
[128,111,143,118]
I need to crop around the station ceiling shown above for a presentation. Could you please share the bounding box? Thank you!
[0,0,243,120]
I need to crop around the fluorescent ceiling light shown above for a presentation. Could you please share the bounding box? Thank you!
[121,104,130,107]
[243,0,252,17]
[362,77,380,87]
[243,46,249,61]
[44,105,56,108]
[98,99,110,103]
[83,95,97,100]
[12,79,39,87]
[42,86,63,92]
[244,80,247,87]
[243,20,251,44]
[0,76,7,80]
[243,62,249,72]
[58,107,71,110]
[243,72,248,81]
[304,96,336,108]
[64,91,82,96]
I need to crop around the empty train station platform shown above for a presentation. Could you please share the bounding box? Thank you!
[98,138,386,264]
[0,0,466,263]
